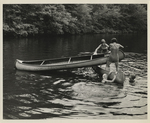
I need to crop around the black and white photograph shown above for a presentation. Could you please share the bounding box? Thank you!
[2,1,149,121]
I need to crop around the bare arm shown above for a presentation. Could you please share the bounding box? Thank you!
[94,44,101,54]
[119,44,124,48]
[105,73,117,83]
[106,44,109,48]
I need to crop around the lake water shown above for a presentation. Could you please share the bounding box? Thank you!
[3,34,147,119]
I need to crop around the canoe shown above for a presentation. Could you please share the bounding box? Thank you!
[15,50,125,71]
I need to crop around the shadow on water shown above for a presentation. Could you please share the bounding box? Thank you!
[4,51,147,119]
[4,70,76,119]
[4,68,125,119]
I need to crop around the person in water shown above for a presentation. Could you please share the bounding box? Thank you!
[106,38,124,72]
[102,72,117,83]
[129,73,136,83]
[93,39,109,54]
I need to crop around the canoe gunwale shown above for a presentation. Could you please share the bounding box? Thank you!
[16,53,105,67]
[18,53,105,63]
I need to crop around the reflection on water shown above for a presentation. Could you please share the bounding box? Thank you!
[4,52,147,119]
[3,34,147,119]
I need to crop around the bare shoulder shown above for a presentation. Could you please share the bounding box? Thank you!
[117,43,124,48]
[109,43,113,46]
[116,43,122,47]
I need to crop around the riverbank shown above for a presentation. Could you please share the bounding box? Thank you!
[3,31,147,38]
[3,4,147,38]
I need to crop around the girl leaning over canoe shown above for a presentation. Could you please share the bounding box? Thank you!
[93,39,109,54]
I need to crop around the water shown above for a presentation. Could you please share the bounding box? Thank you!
[3,34,147,119]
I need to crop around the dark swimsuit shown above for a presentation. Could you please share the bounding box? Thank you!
[97,44,108,53]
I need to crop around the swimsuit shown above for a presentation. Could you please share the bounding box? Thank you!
[97,44,108,53]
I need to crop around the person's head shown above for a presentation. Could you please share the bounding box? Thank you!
[129,74,136,83]
[102,74,108,79]
[111,38,117,43]
[101,39,106,43]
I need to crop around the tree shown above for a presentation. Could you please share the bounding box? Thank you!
[119,4,147,32]
[3,4,147,37]
[38,4,78,35]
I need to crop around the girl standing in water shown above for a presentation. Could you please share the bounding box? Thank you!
[106,38,124,72]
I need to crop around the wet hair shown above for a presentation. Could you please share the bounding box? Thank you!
[111,38,117,43]
[129,74,136,83]
[102,74,107,79]
[101,39,105,43]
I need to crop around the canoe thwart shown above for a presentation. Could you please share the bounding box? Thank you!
[40,61,45,65]
[68,58,71,63]
[90,55,93,60]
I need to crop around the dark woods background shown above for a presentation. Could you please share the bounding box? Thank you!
[3,4,147,37]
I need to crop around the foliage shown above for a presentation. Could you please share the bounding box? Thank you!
[3,4,147,37]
